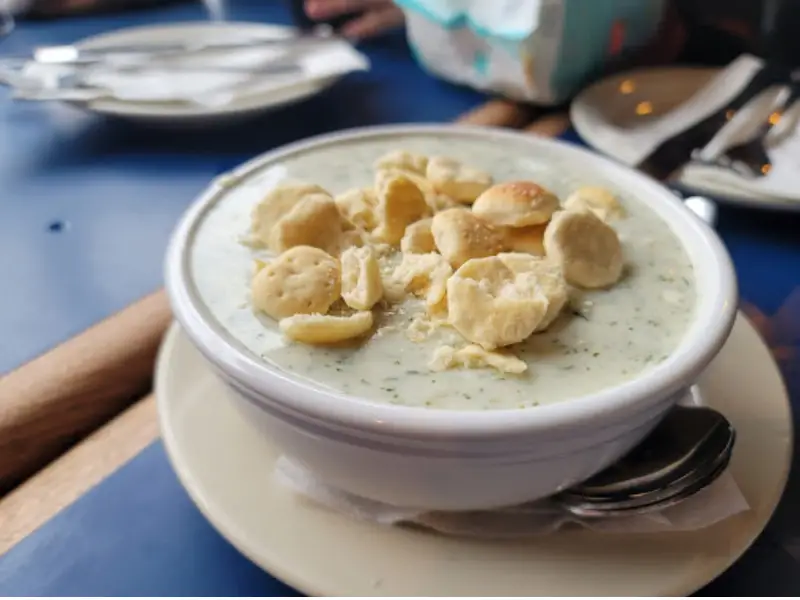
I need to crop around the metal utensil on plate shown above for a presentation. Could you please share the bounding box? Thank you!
[555,405,736,517]
[636,62,791,180]
[3,59,304,103]
[30,27,337,66]
[65,61,304,77]
[714,78,800,178]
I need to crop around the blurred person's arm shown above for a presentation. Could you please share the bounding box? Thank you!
[303,0,404,40]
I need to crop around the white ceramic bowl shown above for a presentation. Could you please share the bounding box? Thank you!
[164,125,738,511]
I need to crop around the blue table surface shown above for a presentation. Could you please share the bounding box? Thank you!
[1,0,799,596]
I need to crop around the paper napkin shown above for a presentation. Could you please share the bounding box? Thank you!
[274,458,749,538]
[273,391,750,538]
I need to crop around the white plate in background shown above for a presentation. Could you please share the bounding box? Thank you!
[571,67,800,212]
[49,22,344,123]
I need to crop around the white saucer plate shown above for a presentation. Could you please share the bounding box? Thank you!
[64,22,339,123]
[156,314,792,596]
[571,67,800,212]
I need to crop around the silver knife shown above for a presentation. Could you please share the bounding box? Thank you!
[635,62,790,180]
[32,31,336,65]
[7,61,305,103]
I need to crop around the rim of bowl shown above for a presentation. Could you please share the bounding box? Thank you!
[165,124,739,440]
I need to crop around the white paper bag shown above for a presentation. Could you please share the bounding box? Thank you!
[397,0,667,105]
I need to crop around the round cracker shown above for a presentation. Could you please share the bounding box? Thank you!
[252,246,341,320]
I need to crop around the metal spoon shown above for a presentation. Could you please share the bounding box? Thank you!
[556,405,736,517]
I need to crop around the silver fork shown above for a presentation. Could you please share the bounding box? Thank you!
[703,79,800,178]
[7,60,305,103]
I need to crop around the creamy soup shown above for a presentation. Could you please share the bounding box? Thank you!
[190,132,696,410]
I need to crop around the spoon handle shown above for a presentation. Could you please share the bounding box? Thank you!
[560,451,733,518]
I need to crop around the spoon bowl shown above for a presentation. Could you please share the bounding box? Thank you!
[556,404,736,517]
